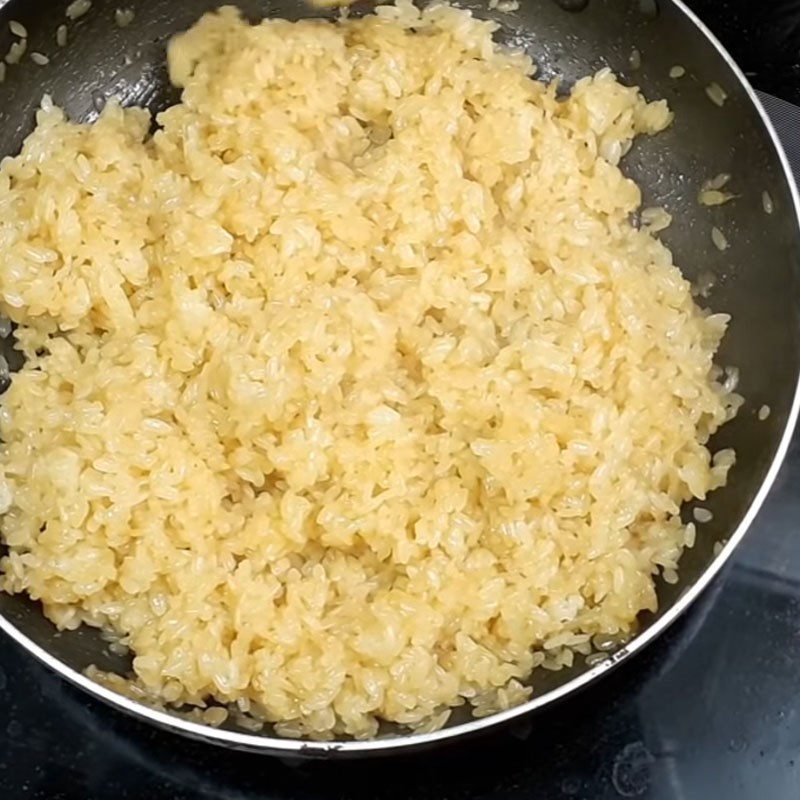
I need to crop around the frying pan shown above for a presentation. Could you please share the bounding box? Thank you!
[0,0,798,757]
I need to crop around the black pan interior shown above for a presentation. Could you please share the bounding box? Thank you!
[0,0,797,743]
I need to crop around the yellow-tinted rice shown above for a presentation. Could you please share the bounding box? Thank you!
[0,1,737,739]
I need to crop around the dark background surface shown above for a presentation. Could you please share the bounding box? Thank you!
[2,0,800,797]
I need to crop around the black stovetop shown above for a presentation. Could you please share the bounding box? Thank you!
[3,1,800,798]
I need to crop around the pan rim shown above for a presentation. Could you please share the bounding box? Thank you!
[1,0,799,757]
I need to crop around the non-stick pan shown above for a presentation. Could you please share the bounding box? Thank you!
[0,0,798,756]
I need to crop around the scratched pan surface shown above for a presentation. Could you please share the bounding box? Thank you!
[0,0,798,756]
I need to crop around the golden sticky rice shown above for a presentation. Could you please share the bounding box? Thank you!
[0,1,738,739]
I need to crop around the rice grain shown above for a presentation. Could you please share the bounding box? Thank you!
[66,0,92,20]
[706,82,728,107]
[4,39,27,65]
[115,8,135,27]
[711,226,729,251]
[699,189,734,207]
[693,508,713,524]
